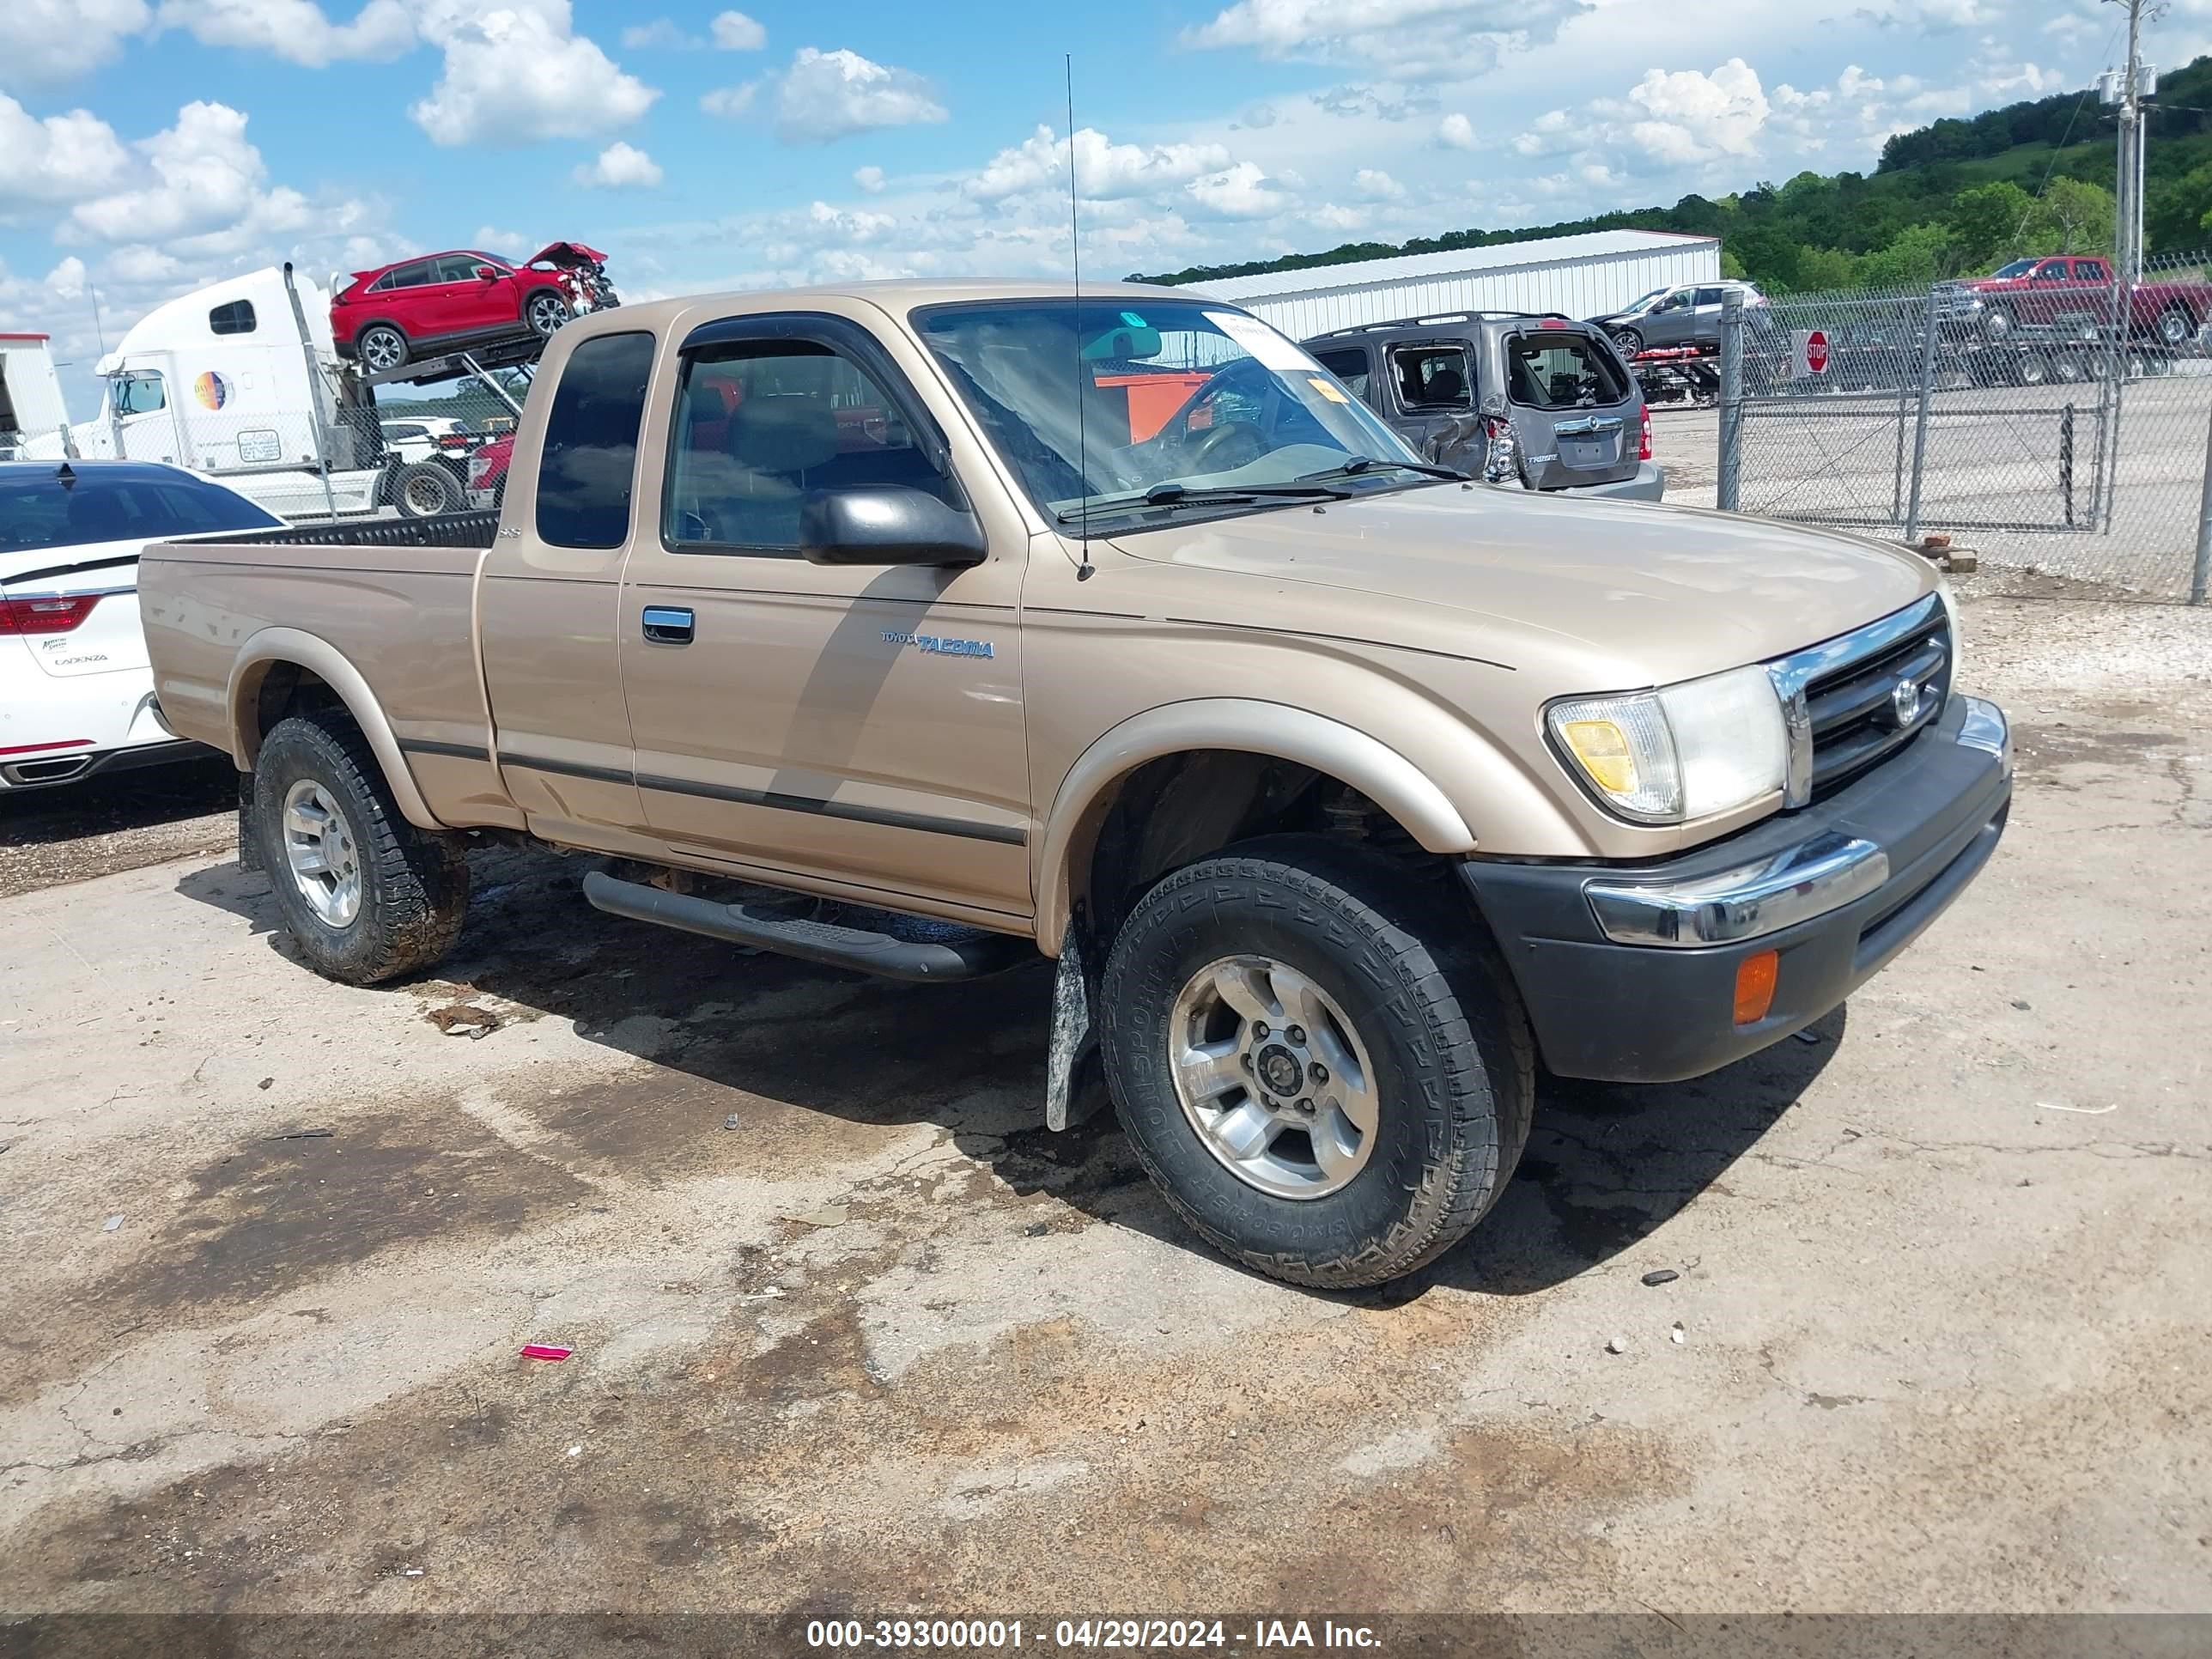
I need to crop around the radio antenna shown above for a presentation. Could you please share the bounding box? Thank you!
[1066,53,1093,580]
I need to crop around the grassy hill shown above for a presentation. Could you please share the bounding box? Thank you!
[1135,56,2212,293]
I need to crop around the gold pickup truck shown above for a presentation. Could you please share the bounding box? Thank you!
[141,279,2012,1290]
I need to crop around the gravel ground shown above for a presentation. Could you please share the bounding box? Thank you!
[0,754,237,901]
[0,595,2205,1638]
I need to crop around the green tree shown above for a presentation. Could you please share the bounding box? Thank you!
[1857,223,1956,286]
[1791,246,1857,291]
[1948,180,2036,270]
[2145,161,2212,252]
[2024,178,2117,255]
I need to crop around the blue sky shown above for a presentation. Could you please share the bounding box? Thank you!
[3,0,2203,410]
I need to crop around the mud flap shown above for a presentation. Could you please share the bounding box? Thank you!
[237,772,264,872]
[1045,922,1104,1132]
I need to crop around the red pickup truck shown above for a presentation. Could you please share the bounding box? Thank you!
[1946,255,2212,349]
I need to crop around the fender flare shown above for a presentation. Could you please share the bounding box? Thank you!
[1032,698,1477,956]
[227,626,443,831]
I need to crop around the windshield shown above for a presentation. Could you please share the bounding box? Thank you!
[0,470,281,553]
[1618,288,1669,315]
[911,299,1432,528]
[1991,259,2036,278]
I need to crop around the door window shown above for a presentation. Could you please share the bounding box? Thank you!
[1654,289,1692,312]
[663,338,955,556]
[1313,348,1371,399]
[1388,344,1473,410]
[1692,287,1724,307]
[535,331,654,550]
[1505,334,1630,409]
[2073,260,2112,282]
[112,372,167,416]
[434,254,486,283]
[381,261,434,290]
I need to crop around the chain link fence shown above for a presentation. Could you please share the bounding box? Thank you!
[1716,249,2212,603]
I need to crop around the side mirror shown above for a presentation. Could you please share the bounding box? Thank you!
[800,485,987,568]
[475,265,500,282]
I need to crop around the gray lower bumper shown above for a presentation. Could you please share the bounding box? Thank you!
[1560,461,1665,502]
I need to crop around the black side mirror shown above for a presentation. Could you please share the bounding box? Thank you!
[800,485,987,568]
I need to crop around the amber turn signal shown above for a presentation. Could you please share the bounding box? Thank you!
[1733,949,1779,1026]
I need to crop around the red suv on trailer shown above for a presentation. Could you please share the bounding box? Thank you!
[330,243,612,371]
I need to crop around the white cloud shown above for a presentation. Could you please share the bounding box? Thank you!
[621,16,691,48]
[1310,202,1369,231]
[710,9,764,49]
[774,46,946,144]
[1184,0,1577,80]
[1185,161,1295,218]
[1436,112,1476,149]
[156,0,413,67]
[1857,0,1999,30]
[1352,167,1405,200]
[46,256,88,300]
[854,165,885,192]
[967,125,1232,202]
[0,97,133,208]
[0,0,149,88]
[410,0,658,147]
[66,101,316,245]
[1625,58,1770,162]
[573,141,663,189]
[701,79,761,118]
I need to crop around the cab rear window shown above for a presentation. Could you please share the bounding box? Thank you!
[0,471,282,553]
[1505,333,1631,410]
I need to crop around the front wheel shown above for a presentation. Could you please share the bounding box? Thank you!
[2157,306,2194,349]
[390,461,463,518]
[1980,306,2015,342]
[527,292,573,338]
[1099,836,1534,1290]
[253,714,470,985]
[1611,327,1644,358]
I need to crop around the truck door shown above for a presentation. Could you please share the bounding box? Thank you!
[615,310,1030,919]
[475,327,656,848]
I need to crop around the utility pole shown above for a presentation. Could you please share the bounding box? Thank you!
[2106,0,2160,284]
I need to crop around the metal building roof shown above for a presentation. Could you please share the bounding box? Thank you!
[1188,229,1720,302]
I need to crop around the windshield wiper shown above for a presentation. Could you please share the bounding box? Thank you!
[1296,457,1466,484]
[1055,481,1346,523]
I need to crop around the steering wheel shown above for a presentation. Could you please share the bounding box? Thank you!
[1188,419,1267,472]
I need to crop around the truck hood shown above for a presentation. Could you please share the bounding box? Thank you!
[1111,484,1934,686]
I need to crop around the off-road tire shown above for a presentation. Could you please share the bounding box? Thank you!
[1099,835,1535,1290]
[253,714,469,986]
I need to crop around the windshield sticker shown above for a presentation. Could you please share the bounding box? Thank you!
[1204,310,1318,374]
[1120,311,1147,328]
[1307,376,1350,404]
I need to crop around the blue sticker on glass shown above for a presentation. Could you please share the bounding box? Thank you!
[1121,311,1146,328]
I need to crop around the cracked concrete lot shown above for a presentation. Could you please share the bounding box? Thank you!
[0,593,2208,1620]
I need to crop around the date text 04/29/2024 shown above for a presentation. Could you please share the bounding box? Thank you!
[804,1620,1382,1650]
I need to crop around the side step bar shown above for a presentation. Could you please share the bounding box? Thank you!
[581,871,1030,983]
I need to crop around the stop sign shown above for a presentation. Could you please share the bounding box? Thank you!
[1806,329,1830,373]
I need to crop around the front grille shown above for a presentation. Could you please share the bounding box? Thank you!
[1802,598,1952,797]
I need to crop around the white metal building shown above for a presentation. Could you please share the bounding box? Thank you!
[1188,229,1723,337]
[0,333,70,455]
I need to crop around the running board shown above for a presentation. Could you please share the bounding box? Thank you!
[581,871,1029,982]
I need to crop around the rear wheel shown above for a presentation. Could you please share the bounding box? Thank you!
[253,714,469,986]
[1099,836,1534,1290]
[358,325,408,372]
[2015,351,2051,387]
[527,292,572,337]
[2157,306,2194,349]
[391,461,463,518]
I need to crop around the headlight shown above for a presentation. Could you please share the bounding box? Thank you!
[1547,664,1789,824]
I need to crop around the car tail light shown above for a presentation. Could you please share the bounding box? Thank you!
[0,594,101,635]
[1639,406,1653,462]
[436,434,473,451]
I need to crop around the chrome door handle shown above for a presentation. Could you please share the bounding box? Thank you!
[642,605,694,644]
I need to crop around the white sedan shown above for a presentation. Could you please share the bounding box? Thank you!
[1,459,281,791]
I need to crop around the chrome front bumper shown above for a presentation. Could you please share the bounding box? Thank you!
[1584,696,2010,948]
